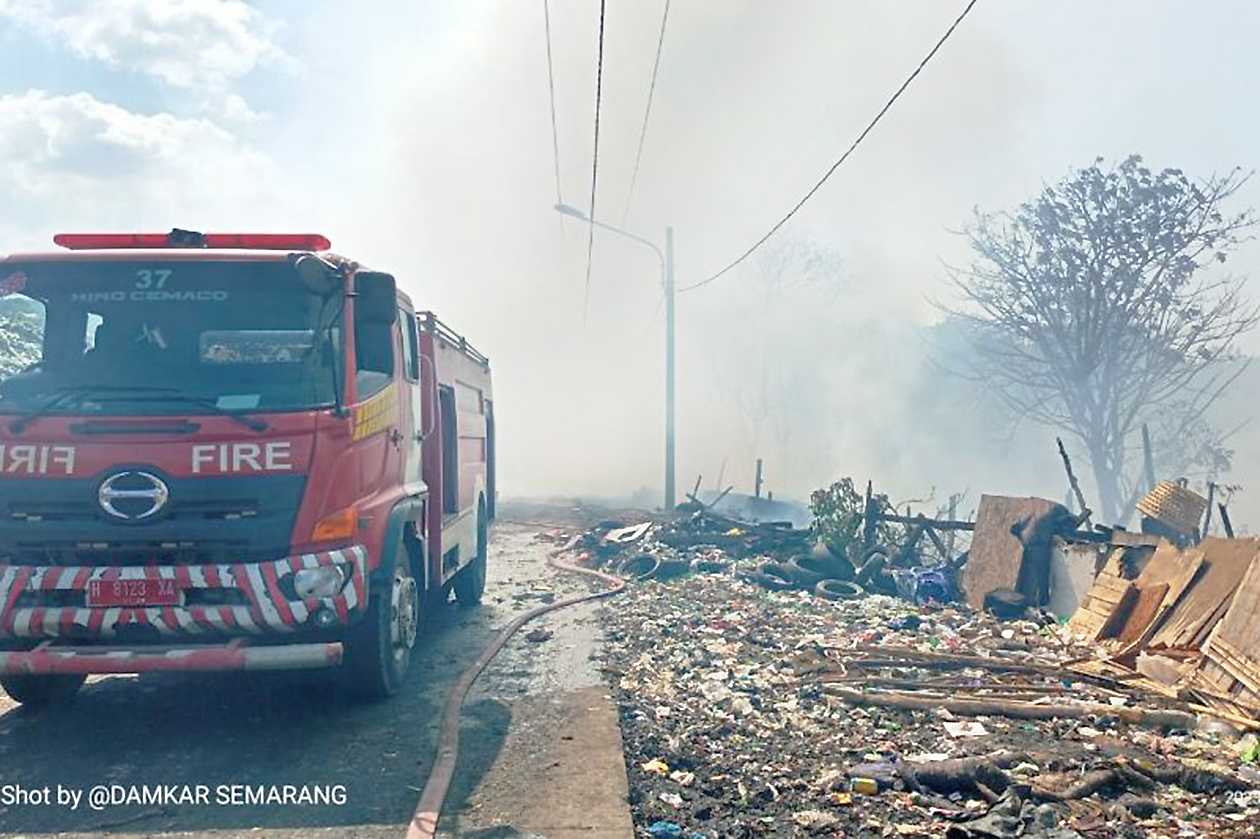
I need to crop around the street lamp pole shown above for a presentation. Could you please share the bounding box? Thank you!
[554,203,676,510]
[664,226,675,510]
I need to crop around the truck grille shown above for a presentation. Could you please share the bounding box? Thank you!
[0,474,306,566]
[6,499,261,524]
[5,540,255,567]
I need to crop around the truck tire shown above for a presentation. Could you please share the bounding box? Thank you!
[454,500,488,607]
[344,541,420,699]
[0,673,86,708]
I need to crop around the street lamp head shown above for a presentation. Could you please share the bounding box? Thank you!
[553,202,589,221]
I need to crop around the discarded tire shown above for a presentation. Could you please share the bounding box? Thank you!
[786,556,829,589]
[690,558,731,574]
[814,540,847,566]
[806,549,855,580]
[814,579,864,601]
[747,562,796,591]
[619,553,661,580]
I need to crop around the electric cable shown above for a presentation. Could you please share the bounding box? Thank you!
[583,0,608,313]
[621,0,671,225]
[678,0,979,293]
[543,0,564,204]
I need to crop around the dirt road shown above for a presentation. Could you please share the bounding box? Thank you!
[0,516,633,838]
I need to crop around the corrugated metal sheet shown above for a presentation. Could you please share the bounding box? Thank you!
[1136,481,1207,535]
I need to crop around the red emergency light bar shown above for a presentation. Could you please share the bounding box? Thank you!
[53,231,332,251]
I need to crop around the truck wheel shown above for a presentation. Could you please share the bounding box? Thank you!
[344,542,420,699]
[1,674,86,708]
[454,502,488,607]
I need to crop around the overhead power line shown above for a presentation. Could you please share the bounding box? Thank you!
[621,0,671,225]
[679,0,979,293]
[543,0,563,204]
[583,0,608,312]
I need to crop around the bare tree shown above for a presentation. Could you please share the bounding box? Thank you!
[943,156,1259,522]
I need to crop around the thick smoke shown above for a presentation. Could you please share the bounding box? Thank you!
[3,2,1259,528]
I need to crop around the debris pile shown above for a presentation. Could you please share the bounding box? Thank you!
[1065,533,1260,732]
[573,477,1260,837]
[577,482,981,612]
[594,561,1258,836]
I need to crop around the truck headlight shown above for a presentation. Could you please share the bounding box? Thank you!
[292,565,348,599]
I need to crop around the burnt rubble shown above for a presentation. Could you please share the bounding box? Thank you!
[556,481,1260,838]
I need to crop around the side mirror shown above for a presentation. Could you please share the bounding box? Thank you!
[355,271,397,324]
[294,254,341,296]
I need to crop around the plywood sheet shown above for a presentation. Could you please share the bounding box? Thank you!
[1135,540,1197,590]
[1114,583,1170,644]
[1200,543,1260,704]
[1109,551,1204,666]
[1097,583,1141,641]
[961,495,1058,609]
[1149,537,1260,651]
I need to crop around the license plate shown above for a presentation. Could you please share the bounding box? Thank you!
[86,578,182,608]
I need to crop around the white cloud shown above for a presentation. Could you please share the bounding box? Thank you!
[0,89,280,247]
[0,0,291,95]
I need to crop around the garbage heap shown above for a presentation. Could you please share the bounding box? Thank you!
[567,499,1260,838]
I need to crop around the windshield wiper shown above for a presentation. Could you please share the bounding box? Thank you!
[7,386,269,434]
[8,385,176,434]
[97,391,270,433]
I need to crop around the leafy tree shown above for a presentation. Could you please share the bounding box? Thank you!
[942,156,1258,523]
[809,477,900,559]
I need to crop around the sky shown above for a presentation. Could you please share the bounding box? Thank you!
[2,0,1259,524]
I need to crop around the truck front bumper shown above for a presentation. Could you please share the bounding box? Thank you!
[0,639,342,675]
[0,546,368,641]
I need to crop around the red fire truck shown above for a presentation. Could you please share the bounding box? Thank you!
[0,231,495,705]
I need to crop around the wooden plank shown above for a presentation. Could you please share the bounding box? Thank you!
[961,495,1060,609]
[1068,548,1130,639]
[1091,576,1135,596]
[1107,530,1163,548]
[1202,547,1260,703]
[1150,538,1260,651]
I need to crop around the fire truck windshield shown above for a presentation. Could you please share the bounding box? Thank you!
[0,260,342,418]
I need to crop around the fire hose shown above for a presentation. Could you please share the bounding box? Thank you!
[406,537,628,839]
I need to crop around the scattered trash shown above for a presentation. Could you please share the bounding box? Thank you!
[849,777,880,795]
[944,721,990,738]
[523,628,553,643]
[604,522,652,544]
[646,821,683,838]
[642,759,670,776]
[572,474,1260,836]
